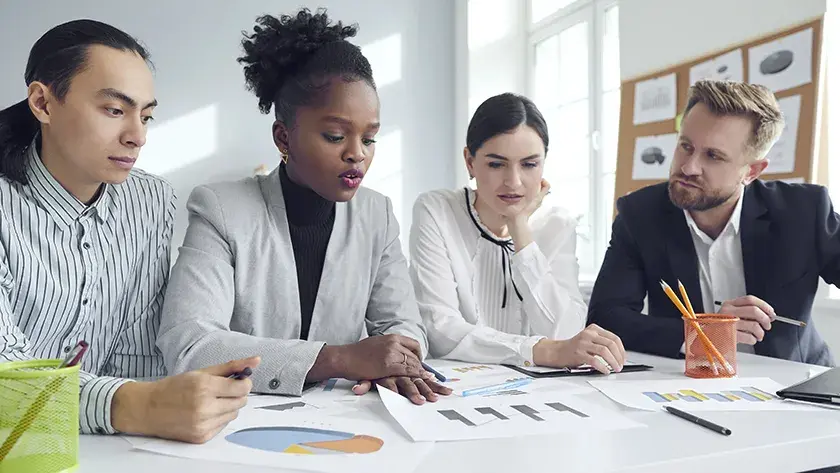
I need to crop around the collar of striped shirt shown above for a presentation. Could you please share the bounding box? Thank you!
[23,143,115,226]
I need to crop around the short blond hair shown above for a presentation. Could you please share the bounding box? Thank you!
[684,80,785,159]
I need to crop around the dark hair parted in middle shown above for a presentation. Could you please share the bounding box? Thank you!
[237,8,376,125]
[466,93,549,156]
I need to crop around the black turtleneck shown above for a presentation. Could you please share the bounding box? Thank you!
[279,164,336,340]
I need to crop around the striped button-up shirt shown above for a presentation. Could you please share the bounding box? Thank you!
[0,145,175,434]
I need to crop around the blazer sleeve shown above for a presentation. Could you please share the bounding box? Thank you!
[511,211,587,340]
[409,195,543,365]
[816,187,840,286]
[364,196,429,357]
[156,185,325,397]
[587,204,684,357]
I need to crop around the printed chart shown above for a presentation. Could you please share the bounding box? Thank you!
[590,377,821,412]
[378,387,643,441]
[225,426,383,454]
[131,409,432,473]
[642,386,776,404]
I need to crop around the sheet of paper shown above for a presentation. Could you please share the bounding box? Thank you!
[424,360,538,396]
[514,360,648,375]
[633,73,677,125]
[689,49,744,86]
[426,360,588,397]
[589,377,823,412]
[748,28,813,92]
[378,386,643,442]
[764,94,801,174]
[130,408,432,473]
[632,133,678,180]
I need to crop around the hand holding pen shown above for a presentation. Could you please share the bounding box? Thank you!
[109,356,260,444]
[714,296,804,346]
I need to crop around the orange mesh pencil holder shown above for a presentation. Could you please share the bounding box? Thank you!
[0,359,80,473]
[683,315,737,379]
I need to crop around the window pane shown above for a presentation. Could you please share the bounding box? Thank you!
[558,21,589,104]
[545,100,590,180]
[534,35,561,108]
[531,0,576,23]
[602,5,620,91]
[550,178,590,235]
[598,172,616,265]
[548,178,593,272]
[601,89,620,174]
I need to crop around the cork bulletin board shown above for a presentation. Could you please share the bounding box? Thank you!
[613,17,825,205]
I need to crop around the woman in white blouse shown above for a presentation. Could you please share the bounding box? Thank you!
[409,93,626,373]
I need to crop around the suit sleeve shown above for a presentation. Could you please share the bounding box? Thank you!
[587,204,684,358]
[815,187,840,286]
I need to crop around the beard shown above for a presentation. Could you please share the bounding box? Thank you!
[668,176,737,211]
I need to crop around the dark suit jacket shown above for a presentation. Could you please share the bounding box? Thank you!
[588,181,837,367]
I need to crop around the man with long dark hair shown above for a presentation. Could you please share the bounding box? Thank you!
[0,19,258,443]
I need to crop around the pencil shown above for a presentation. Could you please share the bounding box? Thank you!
[677,280,696,318]
[661,280,733,374]
[678,280,718,376]
[713,300,806,327]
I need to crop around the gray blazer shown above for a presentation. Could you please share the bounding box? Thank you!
[156,166,427,395]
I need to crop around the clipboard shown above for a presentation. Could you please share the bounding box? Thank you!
[504,361,653,378]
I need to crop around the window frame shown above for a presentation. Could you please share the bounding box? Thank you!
[525,0,619,281]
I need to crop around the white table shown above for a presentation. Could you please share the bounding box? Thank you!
[78,352,840,473]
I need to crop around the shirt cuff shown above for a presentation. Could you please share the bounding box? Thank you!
[79,375,134,435]
[517,335,546,366]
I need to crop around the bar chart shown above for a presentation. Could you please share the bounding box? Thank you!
[642,387,776,403]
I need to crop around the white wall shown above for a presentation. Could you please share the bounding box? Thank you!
[619,0,827,80]
[456,0,529,188]
[618,0,840,358]
[0,0,456,253]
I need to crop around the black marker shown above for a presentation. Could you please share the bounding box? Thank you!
[227,367,253,380]
[664,406,731,436]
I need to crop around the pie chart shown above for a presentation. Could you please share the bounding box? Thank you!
[225,426,384,454]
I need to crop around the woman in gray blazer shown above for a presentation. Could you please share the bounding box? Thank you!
[156,9,450,405]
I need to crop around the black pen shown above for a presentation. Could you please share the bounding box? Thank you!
[421,361,447,382]
[664,406,731,436]
[227,367,253,380]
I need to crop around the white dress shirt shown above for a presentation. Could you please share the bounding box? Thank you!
[0,144,175,434]
[683,187,753,353]
[408,188,587,366]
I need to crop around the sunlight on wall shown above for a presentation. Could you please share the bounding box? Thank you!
[362,33,403,88]
[363,129,404,230]
[136,104,219,175]
[468,0,515,50]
